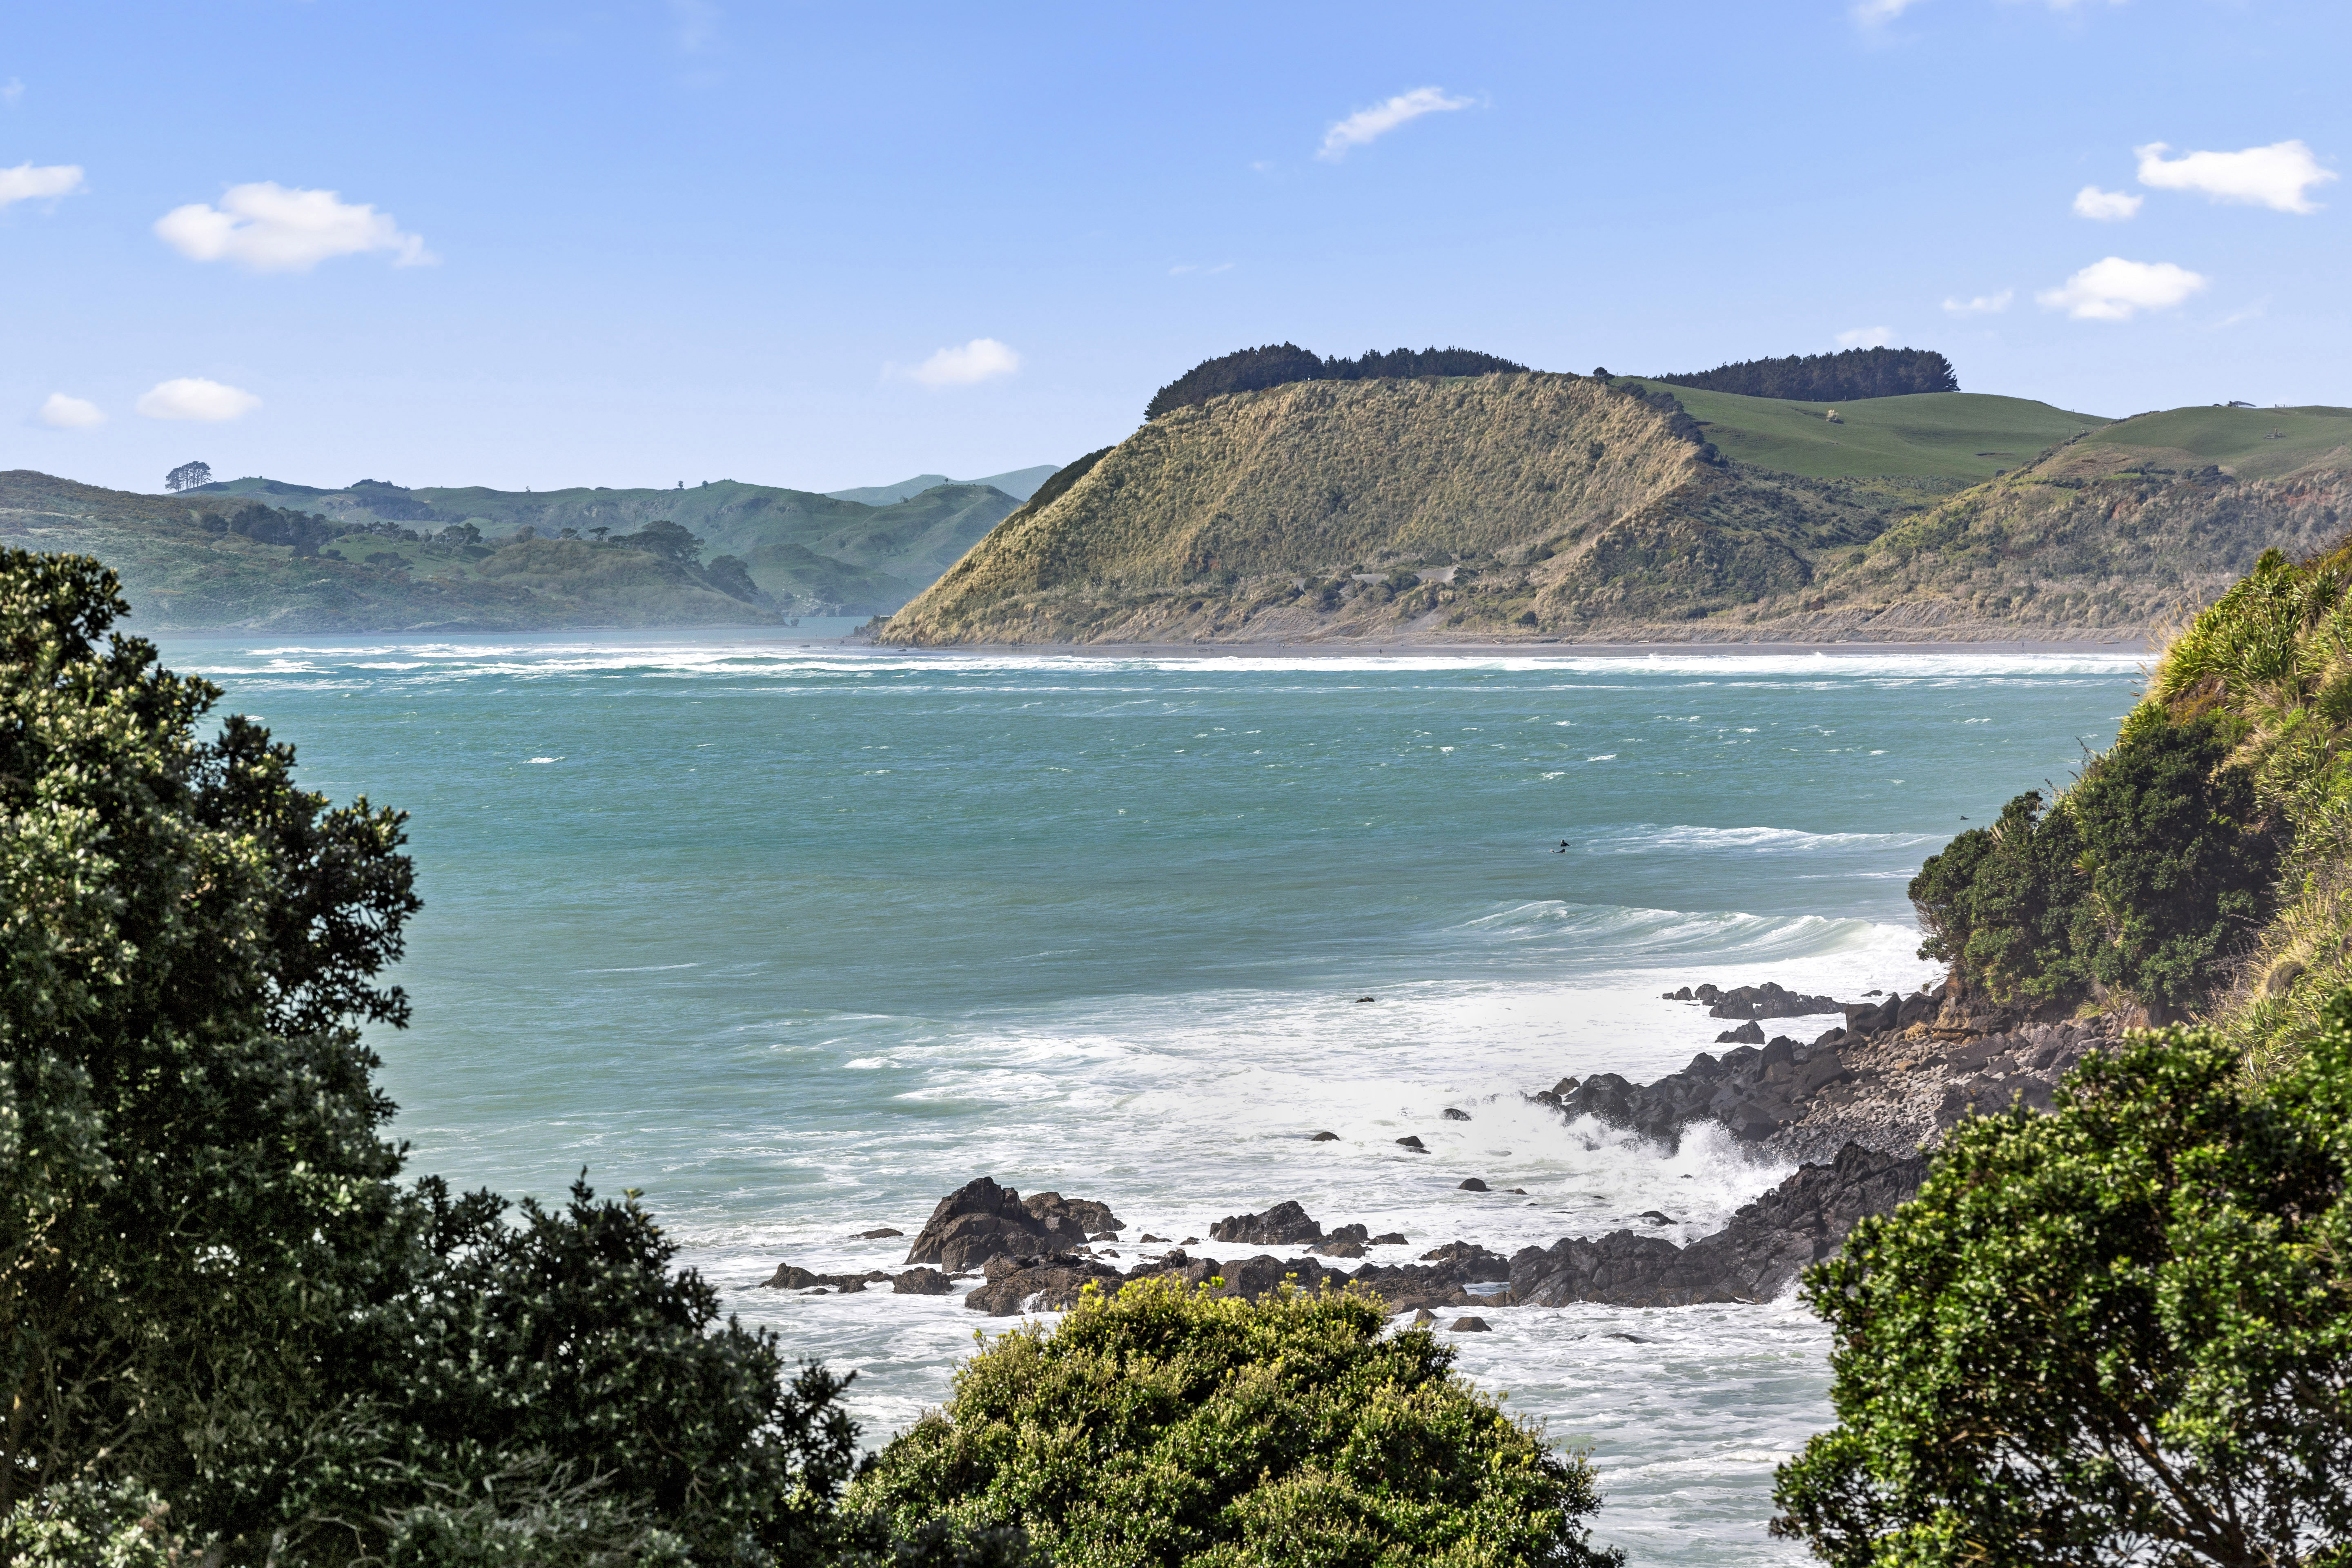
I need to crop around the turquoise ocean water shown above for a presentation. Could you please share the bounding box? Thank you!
[167,631,2146,1565]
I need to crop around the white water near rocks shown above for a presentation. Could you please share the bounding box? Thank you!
[166,633,2146,1564]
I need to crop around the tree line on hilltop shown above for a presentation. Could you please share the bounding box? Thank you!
[1143,343,1530,419]
[1650,345,1959,401]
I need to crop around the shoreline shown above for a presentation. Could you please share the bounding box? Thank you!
[864,635,2157,659]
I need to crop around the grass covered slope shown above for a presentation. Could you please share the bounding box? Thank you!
[2057,403,2352,482]
[1621,383,2108,484]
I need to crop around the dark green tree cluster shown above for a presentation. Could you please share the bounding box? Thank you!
[1773,1000,2352,1566]
[852,1274,1623,1567]
[1650,346,1958,401]
[0,550,853,1563]
[1143,343,1529,419]
[1907,711,2280,1018]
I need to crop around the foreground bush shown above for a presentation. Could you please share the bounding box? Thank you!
[0,551,858,1563]
[1771,1003,2352,1566]
[851,1275,1623,1568]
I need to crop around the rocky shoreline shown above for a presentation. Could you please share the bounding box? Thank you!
[759,978,2115,1325]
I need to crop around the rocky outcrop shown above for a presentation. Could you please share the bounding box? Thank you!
[962,1253,1126,1315]
[903,1177,1126,1272]
[1664,980,1843,1020]
[1209,1200,1322,1246]
[1509,1143,1925,1307]
[762,1264,892,1292]
[1539,984,2114,1161]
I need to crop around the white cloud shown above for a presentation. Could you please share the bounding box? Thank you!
[1,80,22,109]
[1853,0,1927,21]
[2135,140,2336,214]
[2073,184,2142,220]
[154,182,434,272]
[1836,325,1895,348]
[672,0,720,50]
[35,393,103,429]
[1317,87,1470,161]
[907,338,1020,388]
[1942,289,2014,315]
[1169,261,1234,276]
[0,161,84,209]
[2036,257,2207,321]
[136,378,261,421]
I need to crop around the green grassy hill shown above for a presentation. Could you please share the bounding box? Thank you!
[2055,405,2352,481]
[1615,382,2109,483]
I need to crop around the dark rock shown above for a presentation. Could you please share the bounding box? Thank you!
[1638,1211,1674,1225]
[903,1177,1125,1272]
[1714,1020,1766,1045]
[1328,1223,1370,1243]
[1209,1199,1323,1246]
[1409,1308,1438,1326]
[1180,1236,1199,1245]
[762,1263,827,1290]
[1441,1107,1472,1121]
[856,1227,904,1240]
[1413,1242,1512,1280]
[1546,1035,1854,1151]
[1370,1232,1409,1245]
[1702,980,1843,1020]
[1450,1316,1491,1332]
[1087,1231,1120,1242]
[893,1267,953,1295]
[1508,1142,1928,1307]
[1140,1233,1169,1243]
[1396,1136,1427,1151]
[1310,1130,1340,1141]
[1605,1332,1652,1343]
[1311,1240,1365,1258]
[962,1254,1124,1315]
[1458,1178,1490,1192]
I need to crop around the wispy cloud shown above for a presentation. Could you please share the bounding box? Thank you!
[35,393,103,429]
[671,0,721,51]
[1317,87,1470,162]
[154,182,434,272]
[1942,290,2014,315]
[2072,185,2141,221]
[1836,325,1895,348]
[2136,139,2336,214]
[0,161,84,209]
[136,378,261,421]
[1852,0,1927,22]
[906,338,1020,388]
[1,80,22,109]
[2037,257,2207,321]
[1169,262,1234,276]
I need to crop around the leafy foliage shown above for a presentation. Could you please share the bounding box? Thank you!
[163,460,211,493]
[1772,1006,2352,1566]
[0,550,861,1563]
[851,1274,1624,1567]
[1144,343,1529,419]
[1651,346,1958,401]
[1907,712,2278,1016]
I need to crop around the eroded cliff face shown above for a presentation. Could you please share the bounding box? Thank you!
[882,374,2352,646]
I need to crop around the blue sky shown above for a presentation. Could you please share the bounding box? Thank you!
[4,0,2345,494]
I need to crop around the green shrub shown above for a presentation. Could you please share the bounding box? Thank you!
[1908,712,2277,1015]
[850,1276,1622,1568]
[1772,998,2352,1566]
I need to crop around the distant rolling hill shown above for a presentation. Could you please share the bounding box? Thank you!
[882,370,2352,647]
[0,468,1029,631]
[183,474,1027,618]
[824,465,1060,506]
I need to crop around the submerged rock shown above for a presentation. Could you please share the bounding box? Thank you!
[1450,1316,1491,1332]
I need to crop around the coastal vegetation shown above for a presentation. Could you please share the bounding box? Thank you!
[1651,347,1959,402]
[852,1277,1622,1567]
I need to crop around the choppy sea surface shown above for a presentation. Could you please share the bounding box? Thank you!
[166,629,2147,1565]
